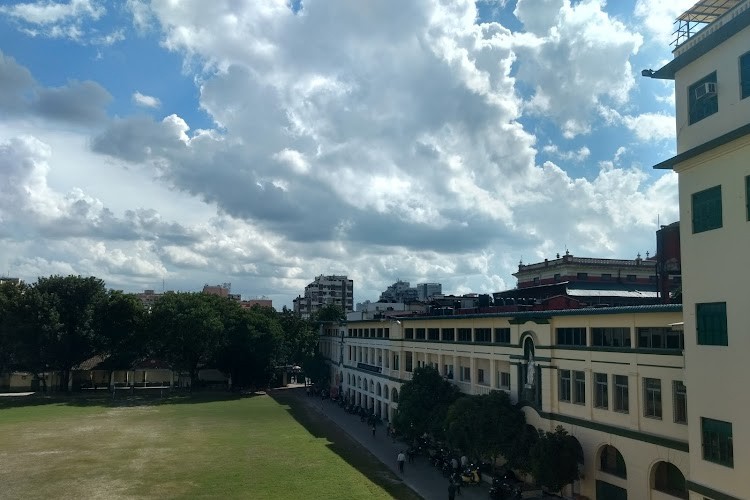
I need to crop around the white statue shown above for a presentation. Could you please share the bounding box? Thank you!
[526,355,536,388]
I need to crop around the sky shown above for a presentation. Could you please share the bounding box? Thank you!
[0,0,698,309]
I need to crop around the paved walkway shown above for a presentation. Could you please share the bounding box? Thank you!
[289,386,490,500]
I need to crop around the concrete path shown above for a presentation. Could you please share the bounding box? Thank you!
[289,386,490,500]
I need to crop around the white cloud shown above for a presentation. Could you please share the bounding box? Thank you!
[132,91,161,108]
[634,0,698,46]
[0,0,106,42]
[0,1,682,306]
[0,0,104,25]
[542,144,591,162]
[621,112,675,142]
[513,0,643,137]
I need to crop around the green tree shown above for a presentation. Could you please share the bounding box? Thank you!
[215,305,284,389]
[445,395,484,459]
[278,308,318,366]
[312,304,345,323]
[484,391,527,468]
[393,365,461,441]
[303,350,331,388]
[530,426,581,493]
[34,275,109,391]
[504,422,539,474]
[0,281,25,374]
[11,285,63,391]
[98,291,148,382]
[149,292,226,389]
[444,390,526,465]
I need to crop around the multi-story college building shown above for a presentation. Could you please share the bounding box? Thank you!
[318,2,750,499]
[320,305,687,499]
[645,0,750,498]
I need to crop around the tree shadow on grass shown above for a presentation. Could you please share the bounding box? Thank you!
[270,388,422,500]
[0,389,263,410]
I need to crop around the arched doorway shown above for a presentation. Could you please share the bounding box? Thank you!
[376,382,382,396]
[391,387,399,403]
[651,461,687,499]
[596,444,627,500]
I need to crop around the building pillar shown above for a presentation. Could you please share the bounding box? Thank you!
[470,357,476,394]
[490,357,497,390]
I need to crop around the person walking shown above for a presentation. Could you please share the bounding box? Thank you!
[448,481,457,500]
[397,451,406,474]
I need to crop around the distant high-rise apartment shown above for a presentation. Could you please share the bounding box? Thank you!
[294,274,354,319]
[416,282,442,301]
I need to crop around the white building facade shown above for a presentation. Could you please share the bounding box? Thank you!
[319,305,689,499]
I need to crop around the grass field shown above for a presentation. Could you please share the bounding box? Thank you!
[0,391,419,500]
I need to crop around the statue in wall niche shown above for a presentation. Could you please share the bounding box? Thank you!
[525,354,536,389]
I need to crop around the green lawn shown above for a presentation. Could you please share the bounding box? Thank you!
[0,392,419,500]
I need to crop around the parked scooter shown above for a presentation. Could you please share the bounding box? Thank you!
[459,464,482,485]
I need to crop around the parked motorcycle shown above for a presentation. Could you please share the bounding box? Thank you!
[488,478,522,500]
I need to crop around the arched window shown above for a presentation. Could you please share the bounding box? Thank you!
[391,388,399,402]
[357,376,361,389]
[383,384,389,400]
[599,445,627,479]
[376,382,382,396]
[652,462,687,499]
[370,380,374,393]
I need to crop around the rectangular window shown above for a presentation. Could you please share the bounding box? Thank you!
[405,328,414,340]
[384,327,390,338]
[415,328,425,340]
[462,366,471,381]
[644,378,662,419]
[601,273,612,281]
[626,274,636,282]
[592,327,631,347]
[405,352,413,372]
[478,369,485,384]
[688,71,718,124]
[494,328,511,343]
[697,302,728,346]
[458,328,472,342]
[442,328,455,341]
[559,369,571,402]
[377,328,384,338]
[594,373,608,409]
[393,354,399,370]
[673,381,687,424]
[741,52,750,100]
[428,328,439,341]
[692,185,722,233]
[573,371,586,405]
[500,372,511,389]
[475,328,492,342]
[554,273,561,281]
[702,417,733,467]
[444,364,454,379]
[577,272,588,280]
[637,327,684,350]
[614,375,629,413]
[556,327,587,346]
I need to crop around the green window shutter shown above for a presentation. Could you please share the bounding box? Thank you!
[741,52,750,100]
[696,302,728,346]
[692,185,723,233]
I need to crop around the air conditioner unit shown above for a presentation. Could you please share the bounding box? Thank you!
[695,82,717,100]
